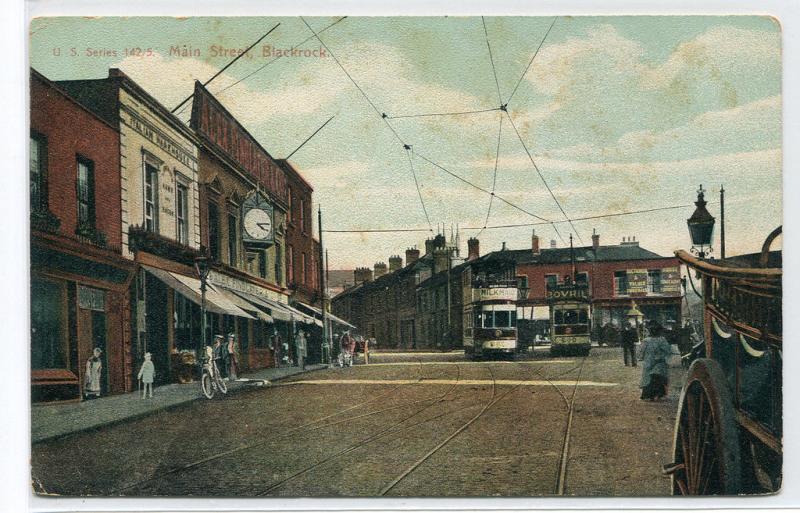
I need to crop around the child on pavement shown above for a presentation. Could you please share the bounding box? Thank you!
[137,352,155,399]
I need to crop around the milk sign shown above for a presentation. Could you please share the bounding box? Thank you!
[474,287,517,302]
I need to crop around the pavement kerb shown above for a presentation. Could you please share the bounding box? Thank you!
[31,364,329,445]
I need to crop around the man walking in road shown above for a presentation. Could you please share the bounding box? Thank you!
[621,323,638,367]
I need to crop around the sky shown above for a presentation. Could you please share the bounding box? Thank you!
[29,16,782,269]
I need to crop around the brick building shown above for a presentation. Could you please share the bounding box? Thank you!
[30,69,135,401]
[189,82,321,370]
[280,159,322,308]
[57,69,212,386]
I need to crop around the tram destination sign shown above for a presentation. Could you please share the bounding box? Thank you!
[546,284,589,301]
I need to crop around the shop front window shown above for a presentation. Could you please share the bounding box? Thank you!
[31,278,67,369]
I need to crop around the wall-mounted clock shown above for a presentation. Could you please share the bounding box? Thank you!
[241,192,274,246]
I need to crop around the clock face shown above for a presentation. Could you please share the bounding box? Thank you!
[243,208,272,240]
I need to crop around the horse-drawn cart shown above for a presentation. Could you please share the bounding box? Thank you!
[666,226,782,495]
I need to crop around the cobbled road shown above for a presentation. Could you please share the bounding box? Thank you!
[31,347,685,497]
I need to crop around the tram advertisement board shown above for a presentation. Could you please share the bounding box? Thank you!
[546,284,589,301]
[473,287,517,302]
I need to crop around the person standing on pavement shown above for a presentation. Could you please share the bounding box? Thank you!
[296,329,307,370]
[219,333,230,379]
[137,352,155,398]
[270,328,282,367]
[227,333,239,381]
[212,335,225,378]
[84,348,103,400]
[639,321,673,401]
[621,323,638,367]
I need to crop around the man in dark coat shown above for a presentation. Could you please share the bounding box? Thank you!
[621,323,638,367]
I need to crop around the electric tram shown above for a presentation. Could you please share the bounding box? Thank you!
[462,258,518,360]
[548,284,592,356]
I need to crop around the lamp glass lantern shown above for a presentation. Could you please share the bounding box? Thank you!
[687,185,716,258]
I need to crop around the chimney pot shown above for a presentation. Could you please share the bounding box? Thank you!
[550,239,557,249]
[405,247,420,265]
[532,230,540,255]
[592,230,600,251]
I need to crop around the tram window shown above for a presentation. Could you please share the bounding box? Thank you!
[554,311,564,324]
[578,310,588,323]
[495,311,510,328]
[563,310,579,325]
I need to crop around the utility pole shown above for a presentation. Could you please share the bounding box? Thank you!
[720,185,726,259]
[318,206,329,365]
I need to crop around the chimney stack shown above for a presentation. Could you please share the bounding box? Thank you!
[353,267,373,284]
[532,230,540,255]
[433,248,449,275]
[501,241,507,251]
[592,229,600,251]
[424,238,435,255]
[550,239,557,249]
[373,261,388,278]
[467,237,480,261]
[388,255,403,272]
[405,247,420,265]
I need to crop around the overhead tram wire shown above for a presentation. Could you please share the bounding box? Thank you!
[173,17,349,121]
[505,16,558,107]
[323,202,699,234]
[412,151,553,225]
[301,15,558,240]
[476,113,504,239]
[215,16,348,98]
[406,147,435,233]
[482,16,504,106]
[386,107,500,120]
[300,16,407,147]
[505,111,582,245]
[171,23,281,114]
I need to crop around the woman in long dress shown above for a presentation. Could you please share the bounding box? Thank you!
[84,347,103,399]
[639,321,672,400]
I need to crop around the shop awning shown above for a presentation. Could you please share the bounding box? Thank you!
[227,288,315,324]
[215,287,273,323]
[142,265,255,319]
[295,302,356,330]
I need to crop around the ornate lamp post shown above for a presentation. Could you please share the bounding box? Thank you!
[194,255,211,374]
[626,300,645,340]
[687,185,716,259]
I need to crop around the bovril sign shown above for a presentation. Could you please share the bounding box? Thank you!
[546,287,589,301]
[473,288,517,302]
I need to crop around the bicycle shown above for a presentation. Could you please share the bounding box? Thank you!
[200,347,227,399]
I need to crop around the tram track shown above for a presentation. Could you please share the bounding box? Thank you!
[528,354,588,495]
[254,364,467,496]
[114,358,428,494]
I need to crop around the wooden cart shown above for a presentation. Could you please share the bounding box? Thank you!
[666,227,782,495]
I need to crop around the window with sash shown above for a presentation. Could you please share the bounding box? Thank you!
[176,182,189,245]
[77,156,96,230]
[614,270,628,295]
[30,132,48,211]
[144,161,159,232]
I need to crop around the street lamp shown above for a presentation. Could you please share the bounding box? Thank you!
[517,280,530,302]
[687,185,716,259]
[626,300,644,340]
[194,255,211,376]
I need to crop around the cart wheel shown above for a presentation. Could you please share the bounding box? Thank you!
[671,358,741,495]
